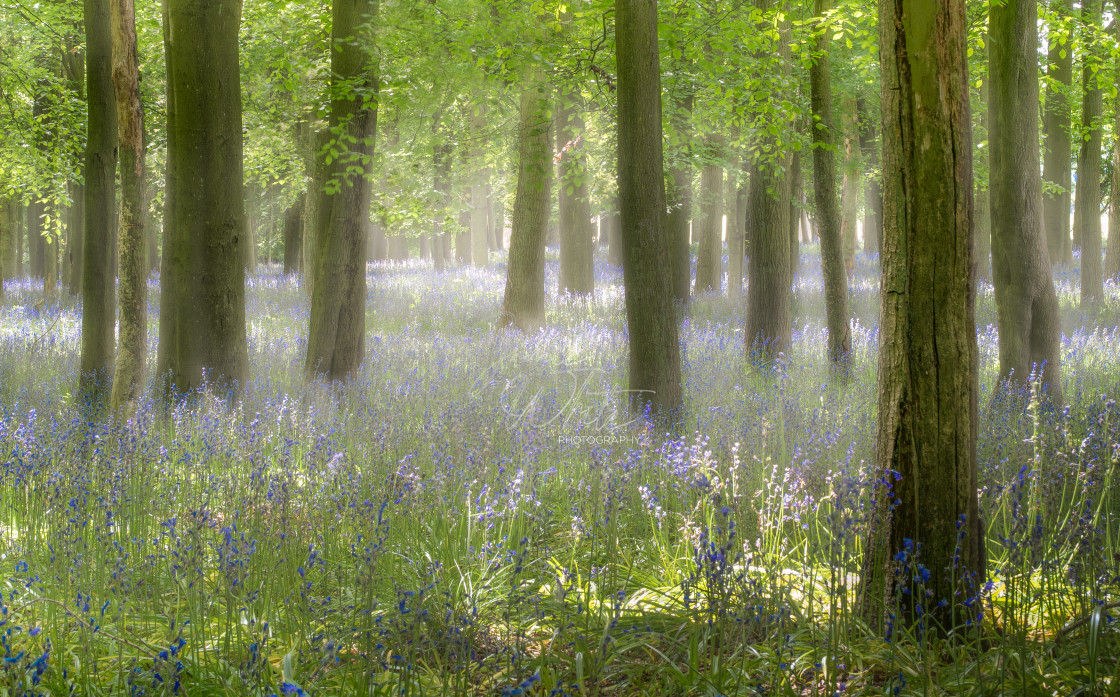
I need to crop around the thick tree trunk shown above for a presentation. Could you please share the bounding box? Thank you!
[859,0,983,635]
[109,0,146,412]
[499,75,551,331]
[303,129,330,293]
[80,0,119,399]
[557,90,595,296]
[305,0,379,380]
[989,0,1062,400]
[809,0,851,369]
[158,0,249,394]
[283,199,303,274]
[666,94,693,302]
[694,157,723,294]
[1042,0,1074,265]
[616,0,682,418]
[1075,0,1104,304]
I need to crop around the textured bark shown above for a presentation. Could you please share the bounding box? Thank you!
[557,91,595,295]
[80,0,119,399]
[305,0,379,380]
[616,0,682,417]
[109,0,146,412]
[839,95,860,273]
[974,79,992,281]
[990,0,1063,401]
[859,0,983,634]
[469,103,489,266]
[809,0,851,369]
[727,160,744,294]
[1075,0,1104,304]
[1042,0,1074,264]
[694,157,723,294]
[158,0,249,394]
[788,149,801,278]
[283,199,303,274]
[499,77,551,331]
[666,94,694,302]
[303,129,330,294]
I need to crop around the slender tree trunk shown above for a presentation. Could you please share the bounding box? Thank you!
[616,0,682,417]
[557,89,595,295]
[666,94,693,302]
[839,95,860,273]
[860,120,881,257]
[727,158,744,294]
[158,0,249,394]
[989,0,1063,401]
[694,155,723,294]
[303,129,330,294]
[809,0,851,369]
[1042,0,1074,264]
[607,202,623,267]
[80,0,119,399]
[469,102,489,266]
[28,201,43,280]
[485,183,496,251]
[283,199,303,274]
[1076,0,1104,304]
[975,79,992,281]
[859,0,983,635]
[432,127,452,273]
[109,0,146,412]
[0,198,9,299]
[305,0,379,380]
[788,148,801,279]
[14,201,23,278]
[499,75,551,331]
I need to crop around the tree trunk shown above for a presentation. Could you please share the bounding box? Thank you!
[432,127,452,272]
[557,90,595,296]
[158,0,249,394]
[839,94,860,273]
[109,0,146,412]
[28,202,43,280]
[0,198,10,299]
[860,119,881,257]
[694,156,723,294]
[80,0,119,399]
[283,199,303,274]
[788,148,802,279]
[616,0,682,418]
[304,0,379,380]
[303,129,330,294]
[469,103,489,266]
[1042,0,1074,265]
[974,79,992,281]
[809,0,851,369]
[1075,0,1104,305]
[989,0,1063,401]
[727,159,744,294]
[499,75,551,331]
[666,94,693,303]
[859,0,983,635]
[607,202,623,267]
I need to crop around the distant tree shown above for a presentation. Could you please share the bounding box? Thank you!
[859,0,983,634]
[499,74,551,331]
[974,79,992,281]
[616,0,682,418]
[1109,1,1120,280]
[989,0,1062,400]
[1074,0,1104,305]
[693,149,722,295]
[283,200,303,274]
[79,0,118,401]
[1042,0,1074,265]
[157,0,249,393]
[665,92,693,303]
[304,0,380,380]
[808,0,851,371]
[109,0,146,412]
[557,87,595,296]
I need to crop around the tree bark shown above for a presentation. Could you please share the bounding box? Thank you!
[469,102,489,266]
[283,199,303,274]
[860,118,881,257]
[0,198,10,299]
[974,79,992,281]
[666,94,693,303]
[694,154,723,294]
[788,149,802,279]
[1042,0,1074,265]
[728,158,744,294]
[809,0,851,370]
[839,94,860,273]
[989,0,1062,400]
[80,0,119,400]
[1075,0,1104,304]
[158,0,249,394]
[109,0,146,412]
[499,76,551,331]
[859,0,983,635]
[616,0,682,418]
[557,89,595,296]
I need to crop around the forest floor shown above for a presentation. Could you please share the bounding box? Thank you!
[0,246,1118,696]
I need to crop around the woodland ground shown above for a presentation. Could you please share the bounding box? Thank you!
[0,245,1118,696]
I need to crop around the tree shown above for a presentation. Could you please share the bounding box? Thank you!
[499,74,551,331]
[283,200,304,274]
[1042,0,1074,265]
[989,0,1062,400]
[304,0,380,380]
[666,93,694,303]
[157,0,249,394]
[859,0,983,633]
[109,0,146,412]
[1074,0,1104,305]
[808,0,851,370]
[616,0,682,417]
[557,88,595,296]
[79,0,118,401]
[693,149,723,294]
